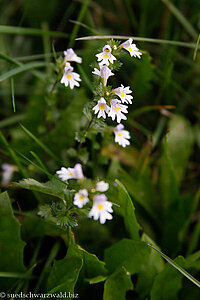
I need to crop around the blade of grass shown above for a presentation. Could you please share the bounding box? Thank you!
[148,244,200,288]
[20,124,60,163]
[0,114,25,129]
[11,78,16,112]
[161,0,198,40]
[69,19,99,34]
[0,130,27,178]
[34,241,60,293]
[30,151,51,179]
[0,25,69,38]
[193,34,200,61]
[0,52,21,66]
[129,120,152,136]
[0,61,47,82]
[16,151,53,178]
[0,272,35,279]
[68,0,91,48]
[77,64,93,92]
[76,35,200,49]
[129,105,175,118]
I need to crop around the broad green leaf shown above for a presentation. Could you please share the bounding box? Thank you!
[150,256,185,300]
[0,61,47,82]
[149,245,200,289]
[67,244,108,280]
[103,267,133,300]
[0,192,26,290]
[104,239,150,274]
[13,177,66,199]
[46,257,83,293]
[111,180,141,240]
[135,234,164,298]
[167,116,194,184]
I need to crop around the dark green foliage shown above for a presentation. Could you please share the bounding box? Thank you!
[0,0,200,298]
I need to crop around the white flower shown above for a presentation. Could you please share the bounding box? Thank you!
[1,164,17,185]
[64,48,82,64]
[114,124,130,147]
[113,84,133,104]
[92,65,114,86]
[92,98,110,119]
[108,99,128,123]
[96,181,109,192]
[60,65,81,89]
[120,38,142,58]
[56,163,84,181]
[89,194,113,224]
[96,45,116,67]
[73,189,89,208]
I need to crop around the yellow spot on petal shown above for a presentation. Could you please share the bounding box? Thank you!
[114,106,120,112]
[99,104,105,110]
[118,133,122,137]
[121,92,125,97]
[79,195,84,200]
[103,54,109,59]
[128,47,132,51]
[69,172,73,176]
[67,74,72,79]
[98,204,103,210]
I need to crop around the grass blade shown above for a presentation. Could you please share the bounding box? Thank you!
[76,35,200,49]
[0,52,21,66]
[20,124,60,163]
[68,0,91,48]
[0,25,68,38]
[30,151,51,179]
[148,244,200,288]
[11,78,16,112]
[0,114,25,129]
[193,34,200,61]
[0,130,27,178]
[0,61,47,82]
[161,0,198,40]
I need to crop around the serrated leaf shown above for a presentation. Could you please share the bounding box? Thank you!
[0,192,26,291]
[103,266,133,300]
[14,177,66,199]
[104,239,150,274]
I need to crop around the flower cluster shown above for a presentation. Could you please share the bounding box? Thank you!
[92,39,142,147]
[60,48,82,89]
[56,163,113,224]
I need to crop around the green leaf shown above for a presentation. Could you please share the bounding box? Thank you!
[111,180,141,240]
[0,192,26,290]
[167,116,194,184]
[0,25,68,38]
[103,267,133,300]
[67,244,108,281]
[46,257,83,293]
[150,256,185,300]
[135,234,164,298]
[148,245,200,289]
[0,61,47,82]
[118,170,158,224]
[104,239,150,274]
[13,177,66,200]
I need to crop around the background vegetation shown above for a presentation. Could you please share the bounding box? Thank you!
[0,0,200,299]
